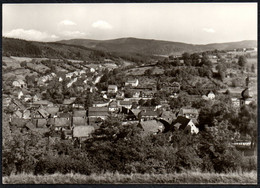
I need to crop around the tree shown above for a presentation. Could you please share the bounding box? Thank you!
[238,55,247,68]
[144,69,153,76]
[251,64,255,73]
[182,52,191,66]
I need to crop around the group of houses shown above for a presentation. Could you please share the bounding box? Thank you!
[5,68,255,145]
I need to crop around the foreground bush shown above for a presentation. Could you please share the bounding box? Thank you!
[3,171,257,184]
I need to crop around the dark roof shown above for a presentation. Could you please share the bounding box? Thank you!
[171,116,191,131]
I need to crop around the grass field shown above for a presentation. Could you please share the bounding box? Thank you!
[3,171,257,184]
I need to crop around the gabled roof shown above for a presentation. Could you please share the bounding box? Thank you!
[119,100,132,105]
[130,109,141,117]
[33,100,53,106]
[63,98,76,105]
[109,101,118,107]
[179,108,199,115]
[12,99,26,110]
[126,78,138,83]
[25,121,36,130]
[172,116,191,130]
[108,85,118,89]
[139,120,164,134]
[37,109,50,118]
[73,126,95,138]
[55,118,71,127]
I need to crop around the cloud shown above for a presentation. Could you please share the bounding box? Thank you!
[3,29,59,41]
[92,20,113,30]
[59,20,77,26]
[60,30,87,38]
[203,28,215,33]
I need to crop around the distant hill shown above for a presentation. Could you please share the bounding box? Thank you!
[2,37,99,60]
[58,37,257,56]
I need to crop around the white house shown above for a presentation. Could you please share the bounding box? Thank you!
[207,91,215,100]
[172,116,199,134]
[107,85,118,93]
[125,79,139,87]
[12,80,27,88]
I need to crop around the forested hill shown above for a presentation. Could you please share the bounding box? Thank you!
[58,37,257,56]
[2,37,107,60]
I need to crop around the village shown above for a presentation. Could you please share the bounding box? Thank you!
[2,46,257,153]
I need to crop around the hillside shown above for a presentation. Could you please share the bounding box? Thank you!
[2,37,104,60]
[58,37,257,56]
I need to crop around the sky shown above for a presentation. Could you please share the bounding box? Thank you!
[2,3,257,44]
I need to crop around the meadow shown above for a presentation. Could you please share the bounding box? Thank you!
[3,171,257,184]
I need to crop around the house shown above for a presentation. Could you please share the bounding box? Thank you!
[108,101,119,112]
[23,94,32,102]
[178,108,199,119]
[159,110,176,124]
[73,110,87,118]
[207,91,215,100]
[140,110,159,121]
[22,110,31,119]
[88,107,109,124]
[107,85,118,93]
[118,100,132,110]
[202,91,216,100]
[63,98,76,106]
[125,78,139,87]
[73,126,95,139]
[92,100,110,107]
[138,120,164,135]
[35,118,48,128]
[72,103,85,109]
[32,100,53,107]
[3,96,12,107]
[12,79,27,88]
[13,110,23,118]
[54,117,71,130]
[36,108,50,119]
[12,99,26,111]
[171,116,199,134]
[33,93,41,102]
[25,121,36,131]
[73,117,87,127]
[14,90,24,99]
[45,107,59,117]
[127,109,141,121]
